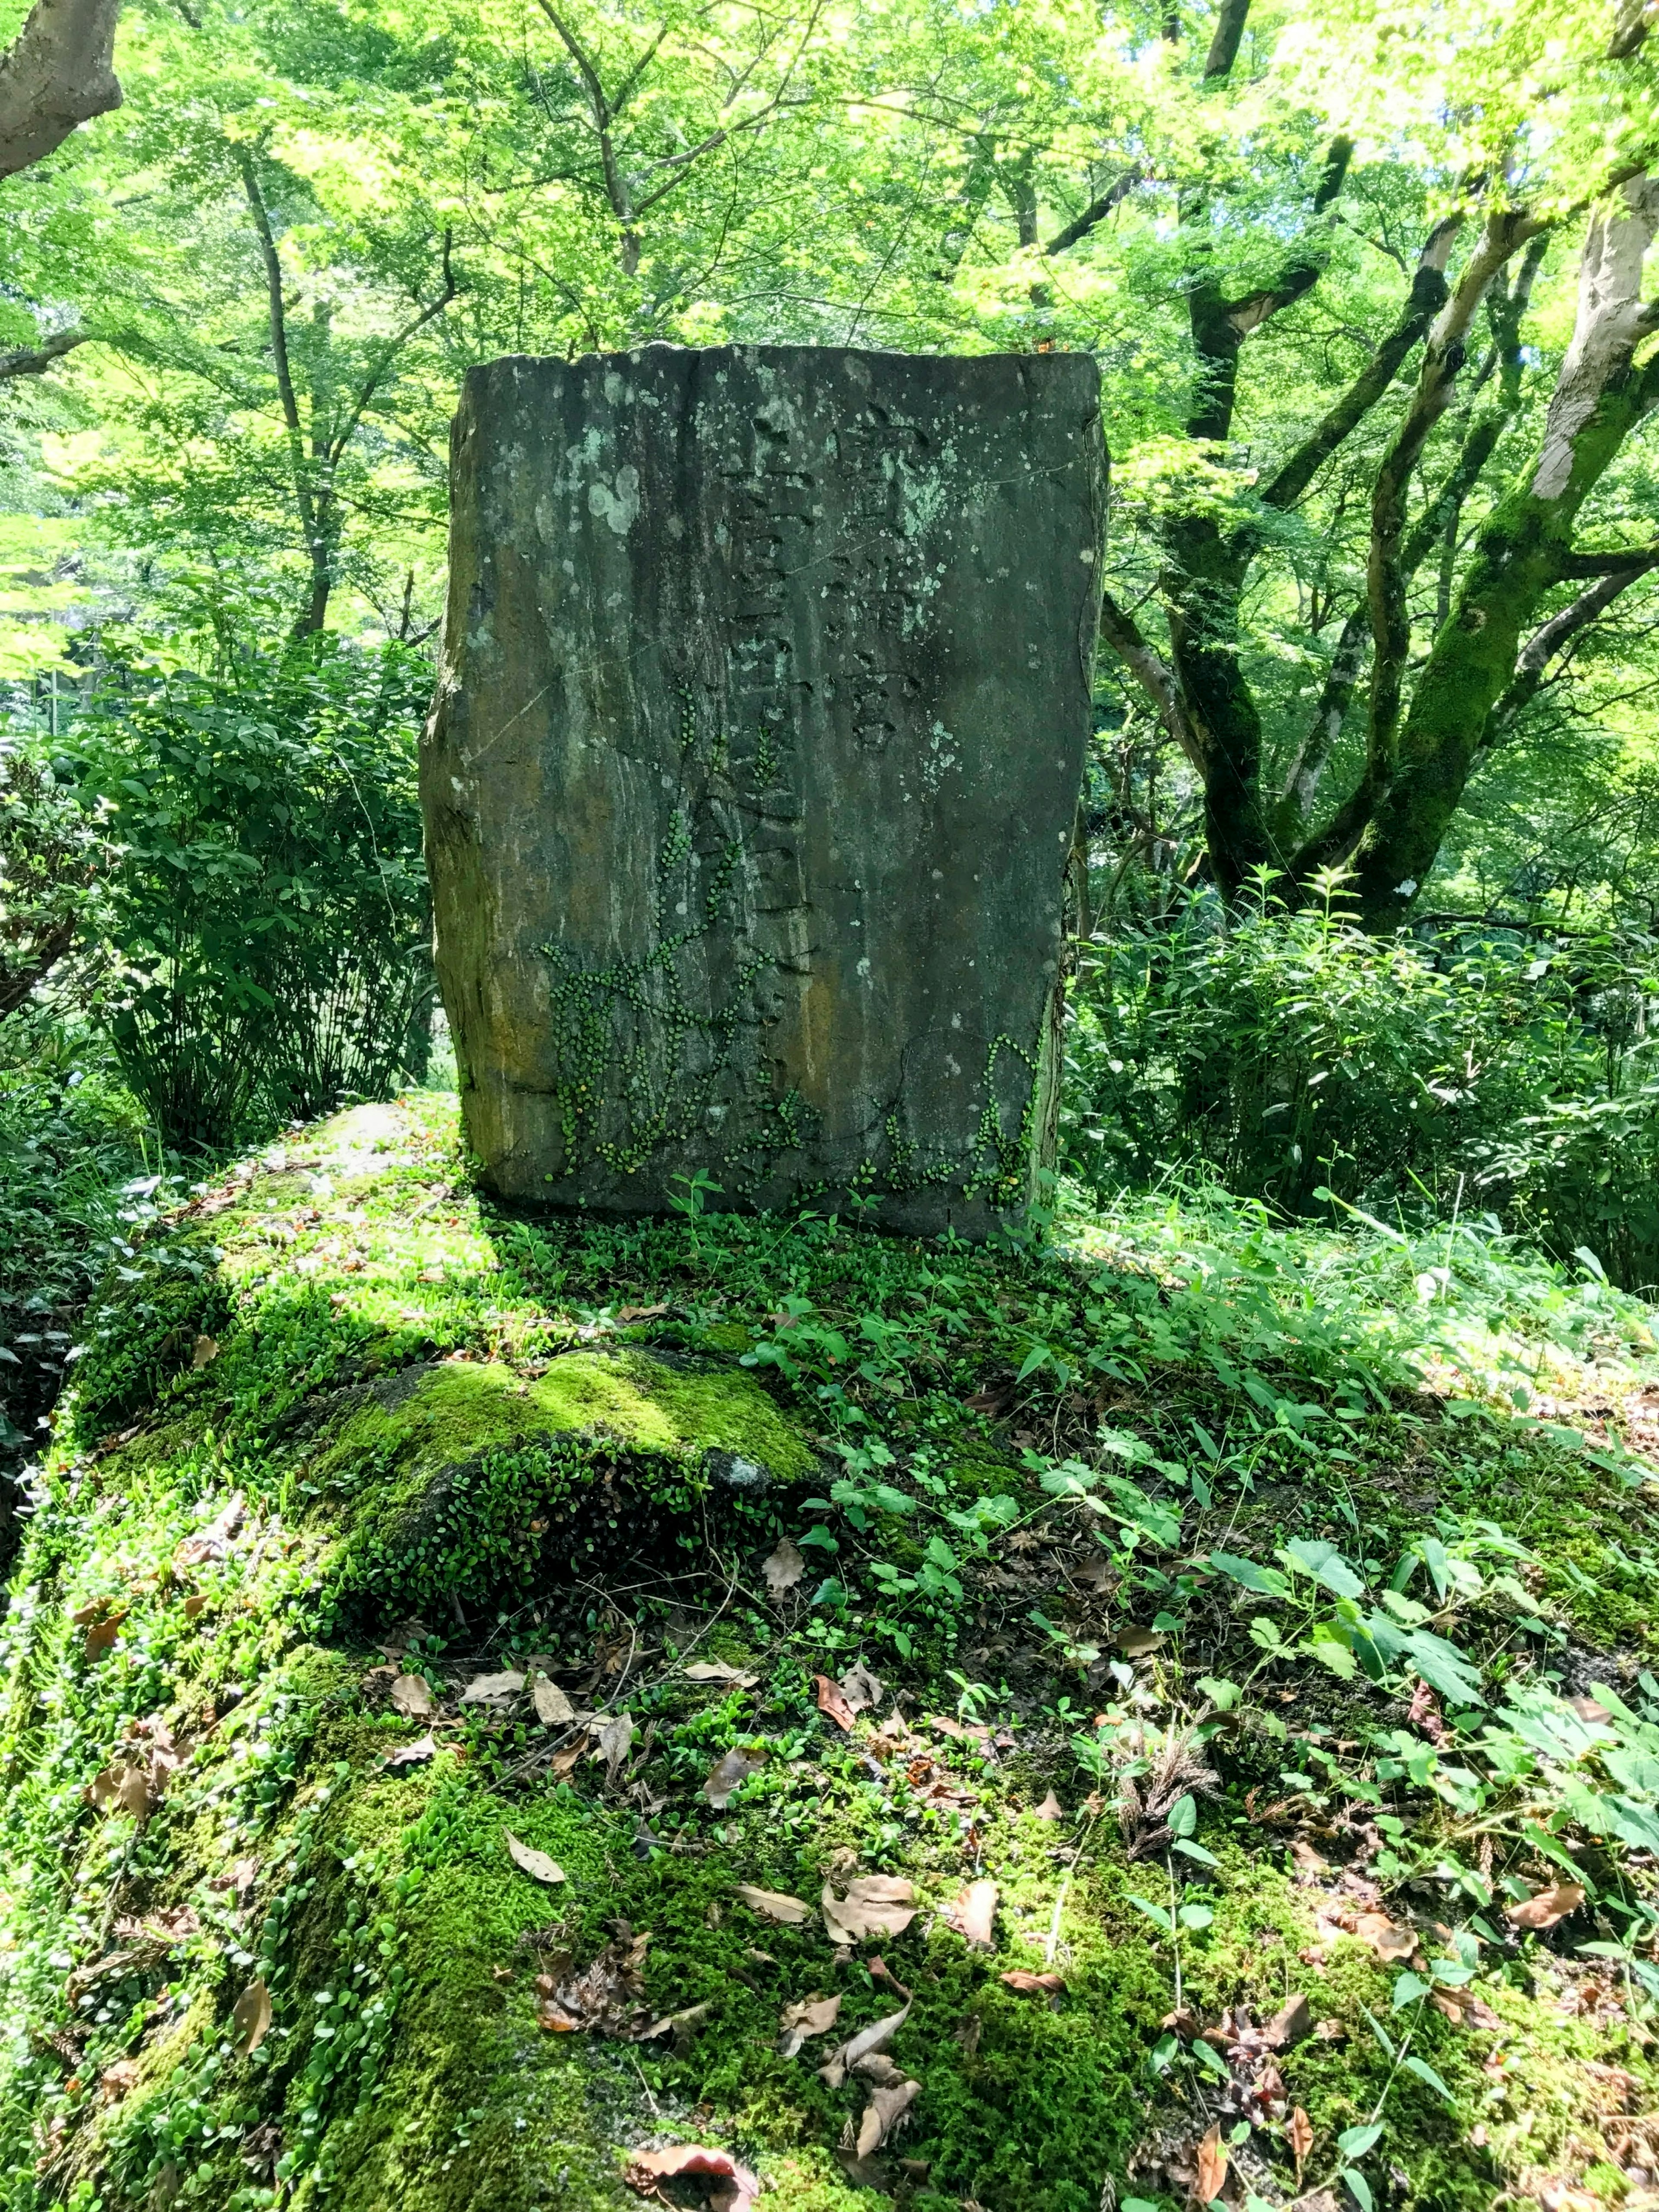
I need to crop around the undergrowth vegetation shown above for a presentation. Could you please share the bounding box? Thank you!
[1063,887,1659,1291]
[1,1094,1658,2212]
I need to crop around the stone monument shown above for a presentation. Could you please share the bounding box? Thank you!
[423,343,1104,1236]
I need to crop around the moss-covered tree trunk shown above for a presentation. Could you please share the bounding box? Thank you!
[1348,178,1659,924]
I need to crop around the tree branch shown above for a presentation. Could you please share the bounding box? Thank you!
[1260,216,1460,512]
[1559,540,1659,576]
[1098,586,1205,773]
[1043,168,1139,257]
[324,231,459,470]
[1357,206,1548,795]
[0,0,120,182]
[0,327,91,378]
[1487,558,1659,733]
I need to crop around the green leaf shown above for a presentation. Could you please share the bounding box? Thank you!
[1337,2123,1384,2160]
[1343,2169,1375,2212]
[1306,1633,1358,1681]
[1402,1627,1485,1708]
[1128,1895,1173,1934]
[1177,1902,1214,1929]
[1283,1538,1366,1599]
[1391,1970,1431,2009]
[1173,1838,1219,1868]
[1402,2055,1456,2104]
[1166,1792,1197,1837]
[1210,1550,1291,1599]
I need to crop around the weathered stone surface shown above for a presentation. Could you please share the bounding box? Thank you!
[423,343,1104,1234]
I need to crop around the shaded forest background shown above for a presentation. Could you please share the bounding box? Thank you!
[2,0,1659,1471]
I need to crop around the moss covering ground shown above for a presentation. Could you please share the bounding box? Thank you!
[3,1096,1659,2212]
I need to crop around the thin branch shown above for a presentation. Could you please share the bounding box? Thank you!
[1043,168,1139,258]
[1098,587,1205,773]
[324,231,459,469]
[234,145,316,552]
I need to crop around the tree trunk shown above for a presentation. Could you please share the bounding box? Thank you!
[0,0,119,181]
[1349,177,1659,922]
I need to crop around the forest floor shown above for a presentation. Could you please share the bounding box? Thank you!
[3,1092,1659,2212]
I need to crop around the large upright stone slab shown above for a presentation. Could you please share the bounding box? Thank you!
[423,343,1104,1236]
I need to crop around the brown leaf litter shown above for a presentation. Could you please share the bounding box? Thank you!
[733,1884,813,1926]
[624,2144,759,2211]
[504,1831,565,1886]
[943,1879,998,1948]
[778,1993,842,2057]
[704,1748,767,1809]
[820,1875,917,1945]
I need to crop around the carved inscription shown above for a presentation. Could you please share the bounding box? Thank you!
[424,342,1105,1231]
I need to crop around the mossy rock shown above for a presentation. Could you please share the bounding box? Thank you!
[0,1098,823,2212]
[5,1095,1656,2212]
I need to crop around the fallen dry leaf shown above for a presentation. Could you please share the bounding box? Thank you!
[85,1615,124,1660]
[390,1674,433,1718]
[1289,2104,1314,2177]
[818,2002,911,2088]
[683,1661,759,1688]
[999,1970,1064,1999]
[734,1884,813,1926]
[505,1831,566,1886]
[1195,2122,1227,2205]
[704,1748,766,1810]
[538,1921,652,2036]
[1032,1791,1065,1821]
[117,1766,152,1821]
[191,1334,220,1369]
[1265,1993,1312,2048]
[839,1661,884,1716]
[821,1875,917,1946]
[231,1977,272,2058]
[385,1733,437,1768]
[639,2001,715,2050]
[814,1675,858,1731]
[1290,1839,1330,1875]
[459,1670,525,1706]
[616,1303,670,1323]
[779,1993,842,2057]
[591,1713,636,1776]
[1116,1626,1166,1657]
[99,2058,139,2102]
[1506,1882,1585,1931]
[1354,1912,1417,1963]
[624,2144,758,2212]
[83,1767,121,1812]
[944,1880,998,1949]
[763,1537,805,1597]
[531,1672,576,1726]
[855,2071,920,2157]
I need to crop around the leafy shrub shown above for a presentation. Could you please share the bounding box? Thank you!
[0,724,111,1016]
[0,1018,150,1491]
[67,636,433,1150]
[1062,882,1659,1283]
[1475,1083,1659,1296]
